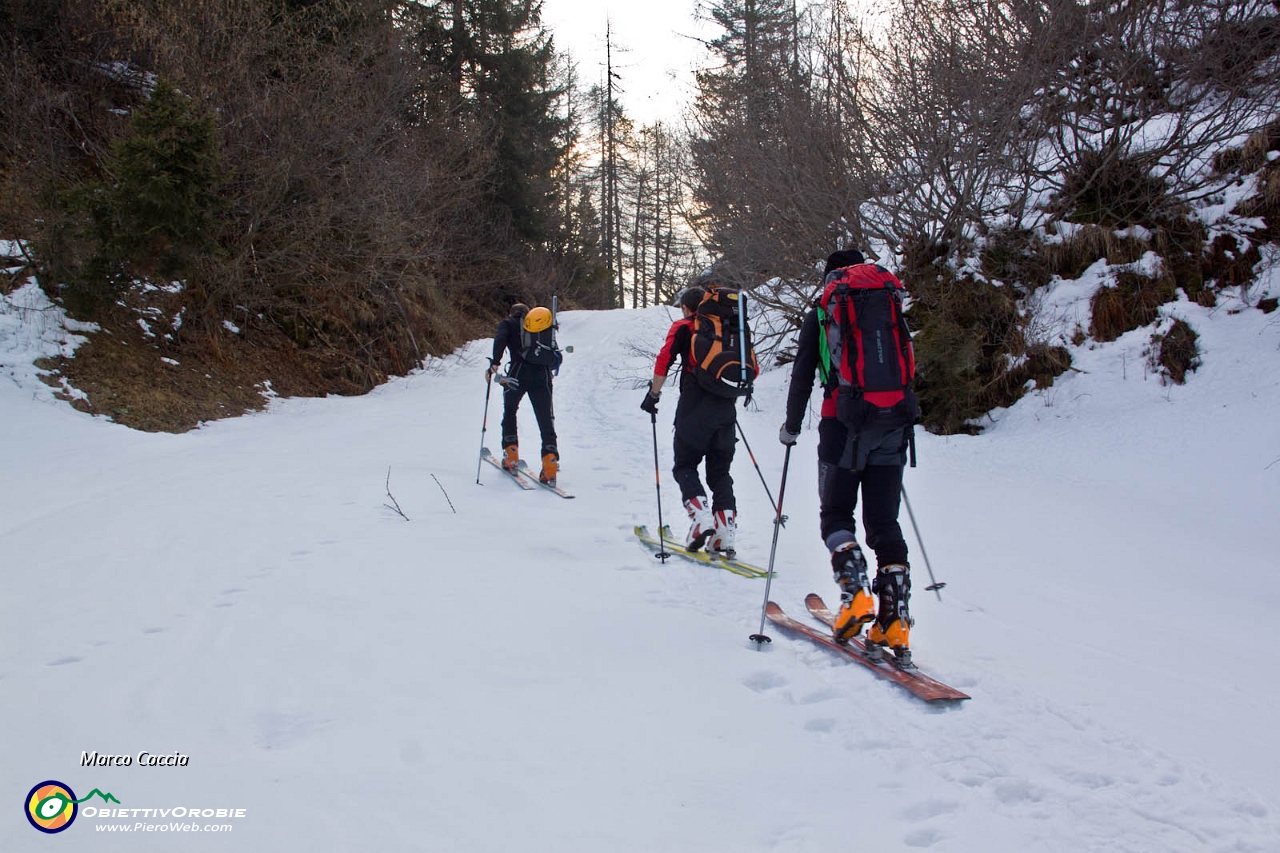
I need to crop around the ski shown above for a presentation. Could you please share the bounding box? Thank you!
[479,447,537,490]
[516,460,575,499]
[633,525,767,579]
[763,596,969,703]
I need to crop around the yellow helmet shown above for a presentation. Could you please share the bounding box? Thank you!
[523,306,553,333]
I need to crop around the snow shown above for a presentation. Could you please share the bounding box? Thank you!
[3,281,1279,851]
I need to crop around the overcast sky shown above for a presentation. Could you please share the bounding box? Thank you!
[539,0,715,126]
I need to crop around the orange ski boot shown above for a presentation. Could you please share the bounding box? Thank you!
[831,541,875,644]
[866,565,913,666]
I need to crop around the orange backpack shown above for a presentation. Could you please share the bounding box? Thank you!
[689,286,759,398]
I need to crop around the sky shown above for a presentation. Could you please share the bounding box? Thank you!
[2,235,1279,849]
[538,0,714,125]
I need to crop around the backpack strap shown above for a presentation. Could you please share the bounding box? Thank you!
[835,285,861,394]
[885,281,916,386]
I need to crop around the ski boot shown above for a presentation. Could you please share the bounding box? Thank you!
[709,509,737,559]
[501,444,519,473]
[683,496,715,552]
[867,564,913,666]
[539,452,558,486]
[831,541,875,644]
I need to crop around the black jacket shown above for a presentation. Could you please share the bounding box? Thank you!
[784,307,828,433]
[492,316,526,370]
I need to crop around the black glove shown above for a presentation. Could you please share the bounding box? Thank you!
[779,424,800,446]
[640,390,661,415]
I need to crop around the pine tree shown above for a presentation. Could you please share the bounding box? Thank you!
[71,77,224,299]
[689,0,807,281]
[402,0,567,246]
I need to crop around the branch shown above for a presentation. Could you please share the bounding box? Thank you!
[384,466,409,521]
[431,473,456,513]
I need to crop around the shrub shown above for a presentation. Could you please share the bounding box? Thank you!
[905,271,1025,434]
[980,227,1053,292]
[1152,215,1207,302]
[1148,319,1200,385]
[1057,146,1170,228]
[1202,233,1262,291]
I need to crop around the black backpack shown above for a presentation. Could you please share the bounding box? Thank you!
[689,286,759,397]
[520,324,561,368]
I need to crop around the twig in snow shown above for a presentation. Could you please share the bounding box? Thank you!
[431,473,457,513]
[384,466,409,521]
[1265,455,1280,471]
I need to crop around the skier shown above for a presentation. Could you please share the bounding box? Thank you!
[640,282,739,557]
[779,249,916,663]
[487,303,559,485]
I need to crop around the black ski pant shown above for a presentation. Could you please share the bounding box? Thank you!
[816,418,908,568]
[671,386,737,512]
[501,364,557,458]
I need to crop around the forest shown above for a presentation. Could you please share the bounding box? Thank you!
[1,0,1277,432]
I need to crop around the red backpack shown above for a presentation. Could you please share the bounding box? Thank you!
[690,286,760,398]
[817,264,920,431]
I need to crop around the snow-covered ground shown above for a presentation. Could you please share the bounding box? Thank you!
[3,272,1279,851]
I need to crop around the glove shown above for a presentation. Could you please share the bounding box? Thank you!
[778,424,800,446]
[640,390,661,415]
[486,359,498,380]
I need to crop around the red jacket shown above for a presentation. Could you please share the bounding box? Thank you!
[654,317,694,377]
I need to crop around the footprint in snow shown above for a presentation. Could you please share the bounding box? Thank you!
[142,627,168,634]
[901,799,959,821]
[792,687,841,705]
[903,827,944,848]
[47,656,82,666]
[743,670,787,692]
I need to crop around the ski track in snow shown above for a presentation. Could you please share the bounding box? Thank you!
[2,295,1278,851]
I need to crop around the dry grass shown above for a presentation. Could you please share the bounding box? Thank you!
[38,322,307,432]
[1043,225,1151,281]
[1148,319,1200,385]
[33,287,495,433]
[1089,271,1179,343]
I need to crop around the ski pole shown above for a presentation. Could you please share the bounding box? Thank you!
[750,443,792,646]
[475,370,494,484]
[650,411,670,561]
[901,484,945,599]
[735,421,786,525]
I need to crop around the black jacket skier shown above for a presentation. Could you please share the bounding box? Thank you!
[780,248,914,662]
[488,303,558,483]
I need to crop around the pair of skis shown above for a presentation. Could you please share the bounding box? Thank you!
[479,447,574,498]
[634,524,768,579]
[767,594,970,703]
